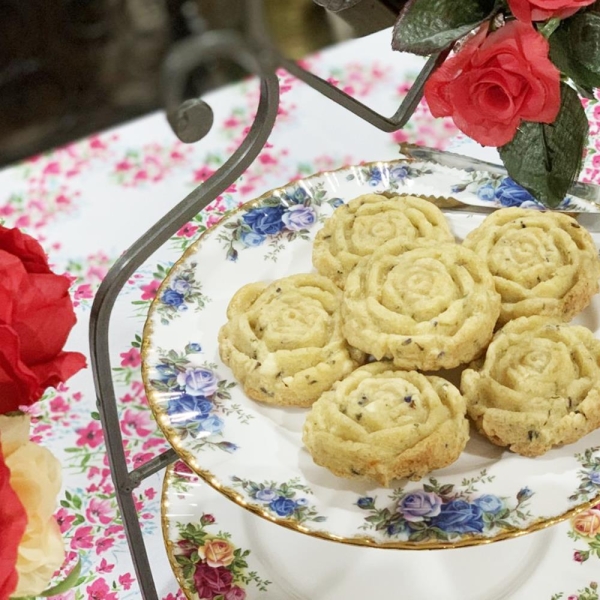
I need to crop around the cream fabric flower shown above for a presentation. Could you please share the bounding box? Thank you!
[0,414,65,596]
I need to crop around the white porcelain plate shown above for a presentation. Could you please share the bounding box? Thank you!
[162,462,600,600]
[144,159,600,549]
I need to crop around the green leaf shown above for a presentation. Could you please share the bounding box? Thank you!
[499,83,588,208]
[438,484,454,496]
[392,0,497,55]
[39,560,82,597]
[550,14,600,96]
[565,12,600,73]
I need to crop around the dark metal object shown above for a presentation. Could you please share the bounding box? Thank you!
[88,1,460,598]
[89,17,280,600]
[315,0,407,36]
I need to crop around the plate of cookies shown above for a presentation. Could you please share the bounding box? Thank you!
[143,159,600,549]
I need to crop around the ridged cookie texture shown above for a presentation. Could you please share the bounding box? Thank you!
[303,362,469,486]
[462,316,600,457]
[312,193,455,288]
[218,273,364,407]
[463,207,600,326]
[342,240,501,370]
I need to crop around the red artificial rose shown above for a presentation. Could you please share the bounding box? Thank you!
[508,0,595,21]
[193,563,233,600]
[0,226,86,413]
[424,21,561,147]
[0,440,27,600]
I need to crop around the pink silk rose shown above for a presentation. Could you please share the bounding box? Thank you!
[0,226,86,413]
[424,21,561,147]
[508,0,595,21]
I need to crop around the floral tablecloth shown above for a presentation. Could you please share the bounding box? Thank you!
[2,28,600,600]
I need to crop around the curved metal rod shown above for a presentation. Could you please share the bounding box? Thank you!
[278,49,449,132]
[88,31,280,600]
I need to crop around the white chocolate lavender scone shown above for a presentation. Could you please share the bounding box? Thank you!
[312,193,455,288]
[218,274,364,407]
[462,316,600,457]
[342,240,501,370]
[462,207,600,326]
[302,362,469,486]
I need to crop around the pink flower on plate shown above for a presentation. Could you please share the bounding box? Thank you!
[120,409,153,437]
[118,573,135,590]
[75,420,104,448]
[85,498,113,525]
[119,348,141,368]
[87,578,119,600]
[225,586,247,600]
[71,525,94,549]
[140,280,160,301]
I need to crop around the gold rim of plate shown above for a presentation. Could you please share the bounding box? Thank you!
[144,160,600,551]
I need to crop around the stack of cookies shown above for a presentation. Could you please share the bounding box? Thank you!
[218,192,600,485]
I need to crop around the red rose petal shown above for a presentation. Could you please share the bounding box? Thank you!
[29,351,87,393]
[0,226,51,275]
[0,325,42,412]
[424,20,560,147]
[0,251,27,324]
[12,273,76,365]
[0,441,27,600]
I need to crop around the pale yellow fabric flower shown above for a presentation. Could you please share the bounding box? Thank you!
[0,414,65,596]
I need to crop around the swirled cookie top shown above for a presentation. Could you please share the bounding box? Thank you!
[342,240,500,370]
[463,208,600,325]
[313,194,455,288]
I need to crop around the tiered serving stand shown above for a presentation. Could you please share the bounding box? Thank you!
[89,2,600,598]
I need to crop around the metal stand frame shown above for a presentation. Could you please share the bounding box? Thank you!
[89,2,447,598]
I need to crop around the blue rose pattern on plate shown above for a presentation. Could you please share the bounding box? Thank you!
[217,181,339,262]
[569,447,600,502]
[154,261,210,325]
[345,162,433,191]
[451,173,580,211]
[356,470,534,543]
[230,477,326,524]
[148,344,252,453]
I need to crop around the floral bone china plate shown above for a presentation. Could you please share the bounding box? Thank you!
[143,159,600,549]
[162,463,600,600]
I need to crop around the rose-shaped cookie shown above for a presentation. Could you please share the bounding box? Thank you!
[218,274,364,406]
[0,226,86,412]
[463,208,600,326]
[342,240,500,370]
[424,21,560,147]
[462,316,600,457]
[302,363,469,486]
[508,0,594,21]
[312,193,454,288]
